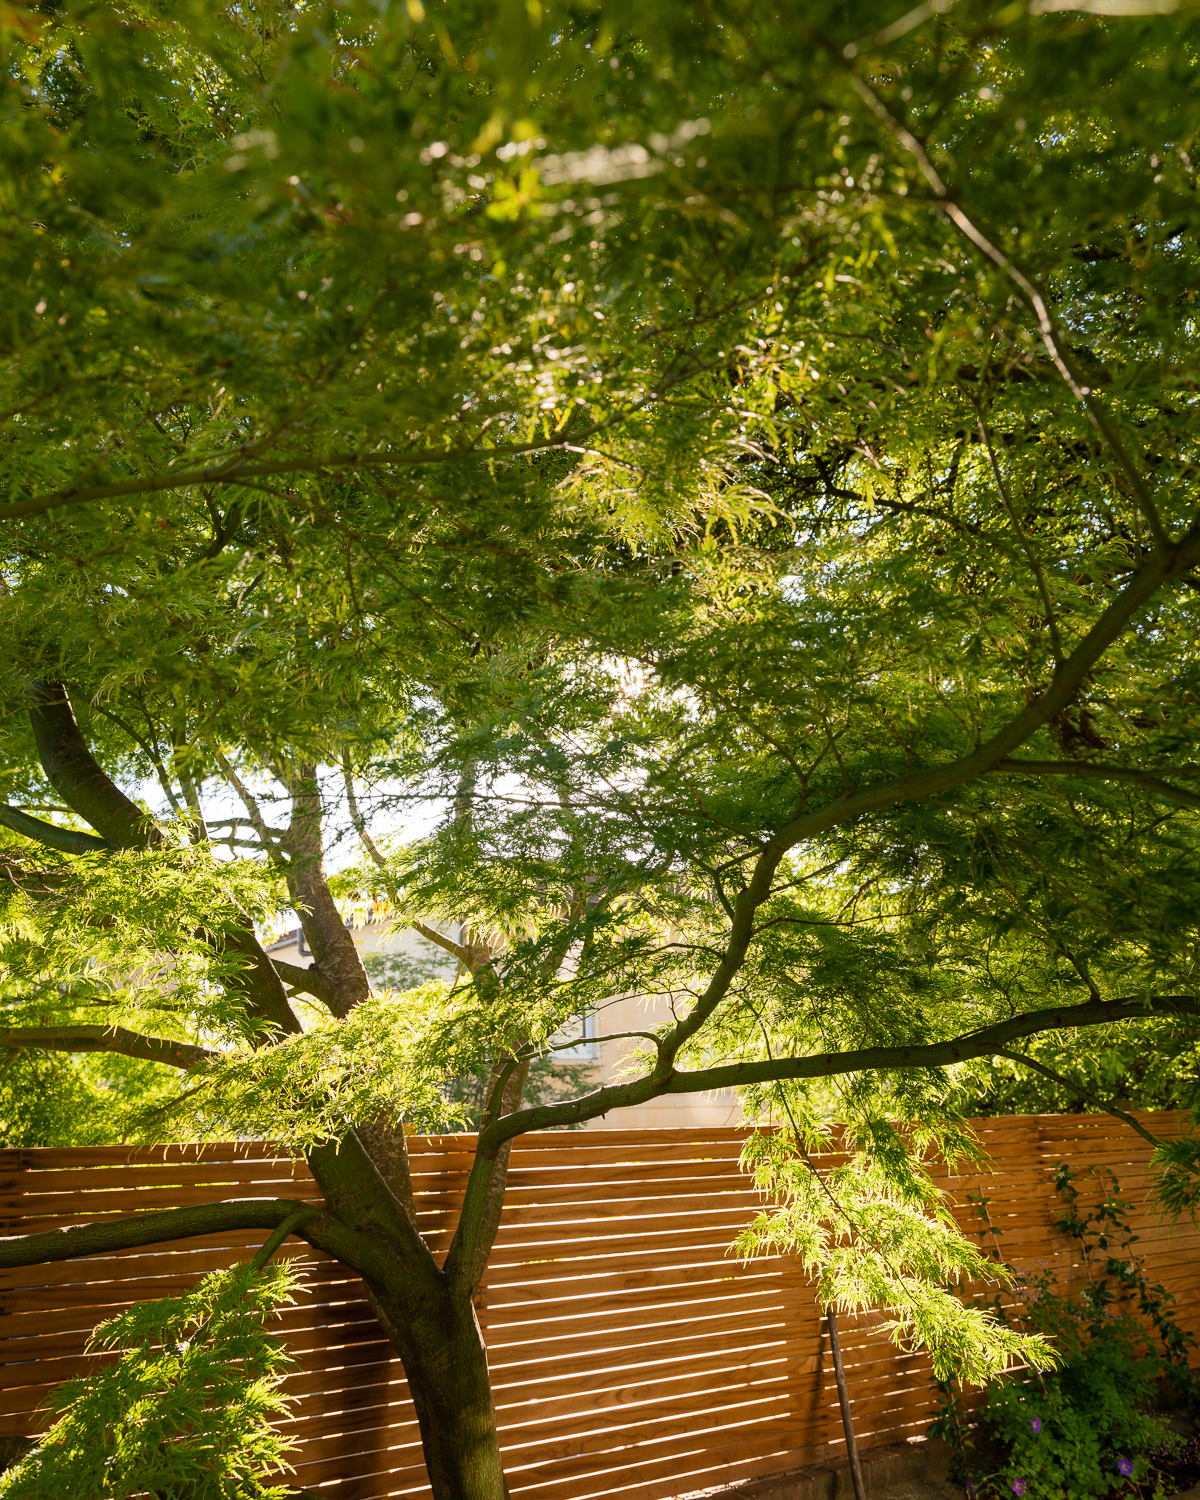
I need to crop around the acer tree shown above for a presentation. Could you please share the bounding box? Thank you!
[2,2,1200,1497]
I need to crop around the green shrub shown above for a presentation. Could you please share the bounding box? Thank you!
[977,1320,1174,1499]
[932,1166,1198,1499]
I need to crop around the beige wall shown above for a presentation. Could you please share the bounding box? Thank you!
[269,921,739,1128]
[580,989,743,1132]
[266,918,458,977]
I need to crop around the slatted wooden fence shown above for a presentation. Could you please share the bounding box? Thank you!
[1,1113,1196,1500]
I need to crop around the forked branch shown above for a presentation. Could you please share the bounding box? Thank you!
[269,957,336,1007]
[480,993,1200,1147]
[996,1048,1164,1149]
[995,759,1200,811]
[770,529,1200,851]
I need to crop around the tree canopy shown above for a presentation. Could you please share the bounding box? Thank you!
[3,1,1200,1495]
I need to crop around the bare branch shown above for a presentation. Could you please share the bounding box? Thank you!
[996,1048,1164,1148]
[342,753,388,871]
[0,804,108,854]
[0,1025,215,1070]
[269,957,335,1007]
[89,702,186,821]
[210,748,285,858]
[26,682,158,848]
[277,761,371,1017]
[995,759,1200,811]
[479,993,1200,1147]
[413,918,472,968]
[0,1199,320,1270]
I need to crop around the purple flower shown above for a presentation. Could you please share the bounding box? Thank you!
[1013,1482,1027,1497]
[1030,1416,1042,1434]
[1118,1458,1134,1477]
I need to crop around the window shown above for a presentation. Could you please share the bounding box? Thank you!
[554,1012,598,1061]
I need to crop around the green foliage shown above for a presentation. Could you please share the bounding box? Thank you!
[0,0,1199,1448]
[0,830,286,1052]
[1150,1136,1200,1226]
[0,1262,300,1500]
[932,1167,1197,1499]
[970,1022,1200,1119]
[1052,1165,1199,1404]
[977,1345,1173,1500]
[5,0,1200,1127]
[736,1121,1055,1384]
[163,970,600,1142]
[360,944,595,1122]
[170,980,474,1143]
[442,1053,596,1130]
[0,1050,179,1148]
[360,942,447,996]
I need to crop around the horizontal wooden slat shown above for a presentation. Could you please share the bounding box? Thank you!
[0,1159,315,1193]
[2,1111,1197,1499]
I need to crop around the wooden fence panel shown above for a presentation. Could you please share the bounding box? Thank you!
[481,1129,817,1500]
[0,1113,1195,1499]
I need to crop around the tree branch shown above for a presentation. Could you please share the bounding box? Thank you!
[269,957,335,1007]
[654,846,785,1071]
[0,368,720,525]
[23,701,300,1042]
[995,1048,1164,1149]
[771,527,1200,853]
[974,408,1064,665]
[413,918,471,968]
[89,702,186,822]
[342,753,388,871]
[0,1025,215,1070]
[278,761,371,1017]
[846,70,1170,552]
[0,804,109,854]
[478,994,1200,1148]
[0,1199,321,1270]
[474,529,1200,1162]
[210,748,285,859]
[26,682,158,847]
[994,759,1200,811]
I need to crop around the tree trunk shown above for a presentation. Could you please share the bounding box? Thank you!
[304,1128,512,1500]
[280,761,373,1017]
[370,1278,508,1500]
[22,693,513,1497]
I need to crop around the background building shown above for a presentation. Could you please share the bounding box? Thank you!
[267,920,740,1130]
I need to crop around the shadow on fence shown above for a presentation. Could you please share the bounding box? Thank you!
[0,1113,1196,1500]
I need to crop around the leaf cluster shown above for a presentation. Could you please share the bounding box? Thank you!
[937,1165,1196,1499]
[0,1261,301,1500]
[736,1122,1054,1385]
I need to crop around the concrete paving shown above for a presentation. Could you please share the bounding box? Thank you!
[679,1439,1200,1500]
[677,1441,954,1499]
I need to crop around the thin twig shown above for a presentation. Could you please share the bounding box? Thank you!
[341,753,388,871]
[847,71,1170,553]
[210,749,285,861]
